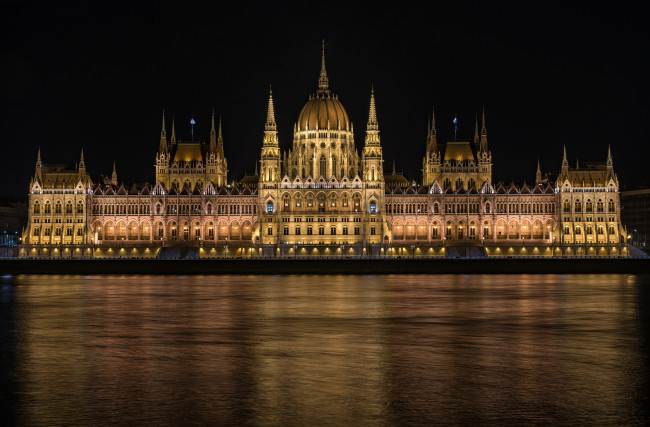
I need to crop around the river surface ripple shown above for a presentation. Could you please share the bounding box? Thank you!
[1,274,649,426]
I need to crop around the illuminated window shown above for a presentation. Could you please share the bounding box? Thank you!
[267,201,274,213]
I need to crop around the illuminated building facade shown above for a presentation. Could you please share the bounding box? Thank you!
[20,46,628,258]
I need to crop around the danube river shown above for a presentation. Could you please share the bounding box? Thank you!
[1,274,649,425]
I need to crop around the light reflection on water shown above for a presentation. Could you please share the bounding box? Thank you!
[1,274,648,425]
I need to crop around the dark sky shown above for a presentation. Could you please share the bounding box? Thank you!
[1,0,648,196]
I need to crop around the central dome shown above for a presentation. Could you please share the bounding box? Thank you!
[297,92,349,131]
[296,42,350,132]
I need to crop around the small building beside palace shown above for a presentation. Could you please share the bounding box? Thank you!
[20,46,629,258]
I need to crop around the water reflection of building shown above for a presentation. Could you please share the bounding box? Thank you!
[20,45,628,258]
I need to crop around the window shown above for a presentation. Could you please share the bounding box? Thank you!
[307,226,313,235]
[66,203,72,214]
[597,225,604,235]
[283,226,289,235]
[66,227,72,236]
[284,195,290,208]
[319,226,325,235]
[267,201,274,213]
[330,226,336,235]
[370,201,376,213]
[267,227,273,235]
[76,227,83,236]
[55,203,62,214]
[44,203,51,214]
[34,203,40,214]
[295,226,301,235]
[354,226,360,235]
[608,199,615,212]
[342,226,348,235]
[370,226,376,235]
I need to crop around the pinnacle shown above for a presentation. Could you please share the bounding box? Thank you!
[318,39,329,91]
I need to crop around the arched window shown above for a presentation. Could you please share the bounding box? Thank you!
[320,155,327,178]
[485,202,491,214]
[66,202,73,213]
[574,200,582,213]
[77,201,83,214]
[33,202,40,214]
[295,195,301,207]
[443,178,451,189]
[468,178,476,189]
[563,200,570,213]
[266,201,274,213]
[330,194,336,207]
[283,194,290,208]
[585,200,593,213]
[455,178,463,190]
[597,200,604,213]
[608,199,615,212]
[370,201,377,213]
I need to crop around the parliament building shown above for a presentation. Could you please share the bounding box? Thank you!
[20,46,628,258]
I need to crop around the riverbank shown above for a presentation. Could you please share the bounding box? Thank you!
[1,257,649,275]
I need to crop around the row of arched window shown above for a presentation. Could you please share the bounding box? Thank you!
[33,200,84,214]
[563,199,615,213]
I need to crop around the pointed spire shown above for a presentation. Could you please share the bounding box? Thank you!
[562,145,568,167]
[111,162,118,186]
[428,109,438,153]
[36,147,42,166]
[217,116,224,157]
[367,85,378,131]
[576,157,579,169]
[536,159,542,184]
[159,109,168,153]
[481,107,486,134]
[479,107,488,153]
[79,148,85,169]
[171,117,176,143]
[473,115,479,146]
[607,144,613,167]
[265,85,277,132]
[209,109,217,153]
[318,39,329,92]
[254,160,258,177]
[392,159,396,175]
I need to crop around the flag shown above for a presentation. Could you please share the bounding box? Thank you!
[190,117,196,125]
[452,116,457,124]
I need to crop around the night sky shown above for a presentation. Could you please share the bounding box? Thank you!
[1,0,648,197]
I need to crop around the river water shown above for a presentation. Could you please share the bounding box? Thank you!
[1,274,649,426]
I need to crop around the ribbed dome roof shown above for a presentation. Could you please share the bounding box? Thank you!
[297,92,349,131]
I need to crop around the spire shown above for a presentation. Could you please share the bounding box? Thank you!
[217,116,224,157]
[79,148,85,168]
[392,159,396,175]
[171,117,176,143]
[479,107,488,153]
[159,109,168,153]
[367,85,378,131]
[36,147,42,167]
[254,160,258,176]
[536,159,542,184]
[265,86,277,132]
[428,109,438,153]
[365,87,380,147]
[209,109,217,153]
[473,115,479,146]
[607,144,613,167]
[318,39,329,92]
[576,157,579,169]
[111,162,118,186]
[562,145,568,167]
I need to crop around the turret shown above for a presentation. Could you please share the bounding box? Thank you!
[363,87,383,183]
[260,86,281,183]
